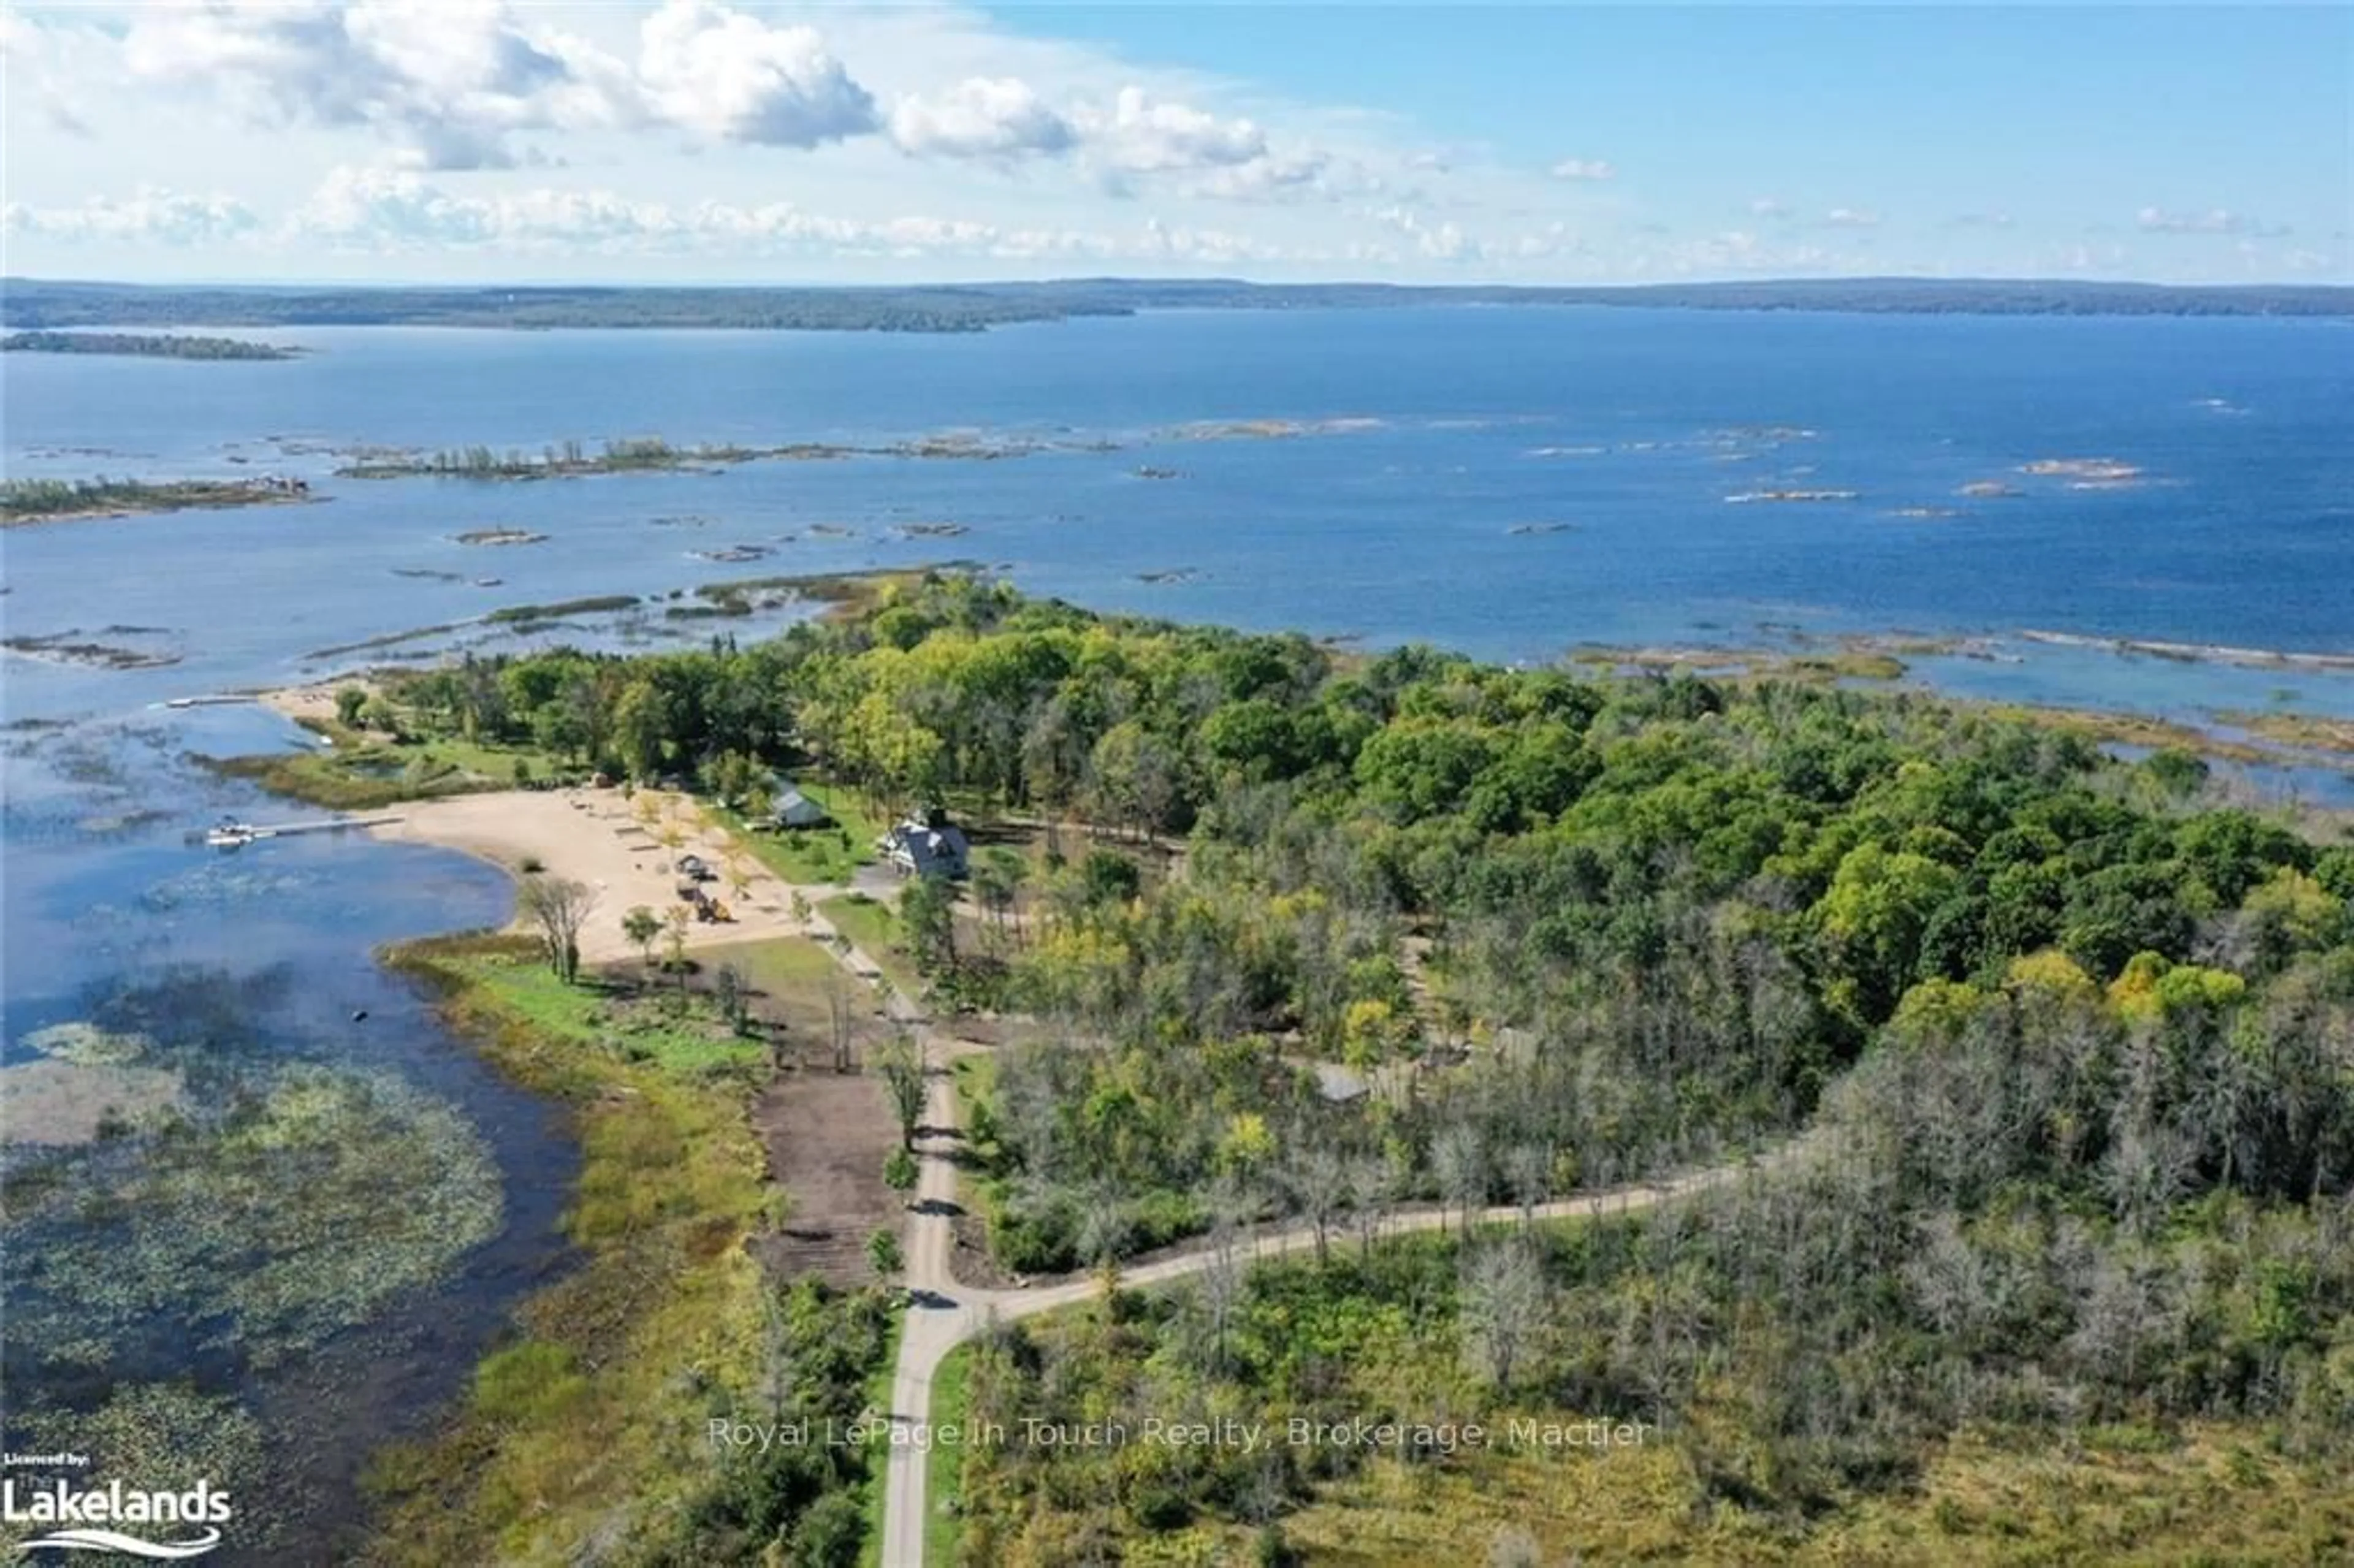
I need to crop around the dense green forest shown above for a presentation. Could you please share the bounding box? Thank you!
[365,574,2353,1561]
[1,330,297,359]
[8,276,2348,333]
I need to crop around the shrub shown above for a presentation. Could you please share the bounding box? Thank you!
[866,1228,903,1277]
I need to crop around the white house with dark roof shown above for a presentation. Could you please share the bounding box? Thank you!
[879,815,970,879]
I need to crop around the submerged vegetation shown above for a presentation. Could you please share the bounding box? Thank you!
[4,1049,503,1373]
[483,593,642,626]
[0,1386,272,1561]
[2,992,504,1559]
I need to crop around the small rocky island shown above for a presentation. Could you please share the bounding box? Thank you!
[1,476,316,527]
[2,330,302,361]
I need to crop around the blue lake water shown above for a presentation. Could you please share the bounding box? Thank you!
[8,308,2352,698]
[2,305,2350,1556]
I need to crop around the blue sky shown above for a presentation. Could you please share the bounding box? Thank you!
[2,2,2345,284]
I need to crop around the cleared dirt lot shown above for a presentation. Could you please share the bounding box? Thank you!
[697,935,907,1288]
[748,1068,903,1286]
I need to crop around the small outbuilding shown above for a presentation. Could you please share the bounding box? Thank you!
[768,785,832,831]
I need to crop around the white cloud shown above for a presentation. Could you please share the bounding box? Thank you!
[298,165,501,243]
[634,0,878,148]
[104,0,882,166]
[216,164,1310,265]
[1372,204,1476,261]
[880,74,1368,204]
[1821,207,1881,229]
[2136,206,2288,238]
[1505,221,1582,262]
[1184,148,1385,204]
[888,76,1074,160]
[1610,229,1853,279]
[118,0,631,171]
[1946,211,2015,230]
[1748,197,1789,219]
[4,186,263,245]
[2048,241,2128,273]
[40,92,94,139]
[1083,86,1267,174]
[1548,158,1615,181]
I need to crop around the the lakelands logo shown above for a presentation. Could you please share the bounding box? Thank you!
[2,1469,231,1559]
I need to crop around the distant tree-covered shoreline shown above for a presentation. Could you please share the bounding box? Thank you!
[3,276,2346,335]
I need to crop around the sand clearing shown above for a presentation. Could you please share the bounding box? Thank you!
[260,682,349,726]
[373,788,844,964]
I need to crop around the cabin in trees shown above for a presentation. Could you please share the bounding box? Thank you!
[880,812,969,879]
[766,783,831,831]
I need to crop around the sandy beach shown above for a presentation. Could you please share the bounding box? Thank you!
[260,681,348,726]
[371,788,845,964]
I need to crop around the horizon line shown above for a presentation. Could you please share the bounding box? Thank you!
[8,272,2352,294]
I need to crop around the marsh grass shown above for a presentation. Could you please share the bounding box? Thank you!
[360,934,785,1564]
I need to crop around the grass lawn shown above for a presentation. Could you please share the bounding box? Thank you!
[715,783,882,886]
[950,1054,996,1189]
[821,892,923,996]
[923,1341,974,1568]
[453,945,766,1078]
[699,933,841,992]
[207,720,576,810]
[689,934,871,1041]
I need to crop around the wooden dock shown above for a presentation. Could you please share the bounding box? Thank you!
[245,816,403,837]
[186,816,402,848]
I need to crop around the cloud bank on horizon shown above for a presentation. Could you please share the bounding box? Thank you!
[2,0,2345,284]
